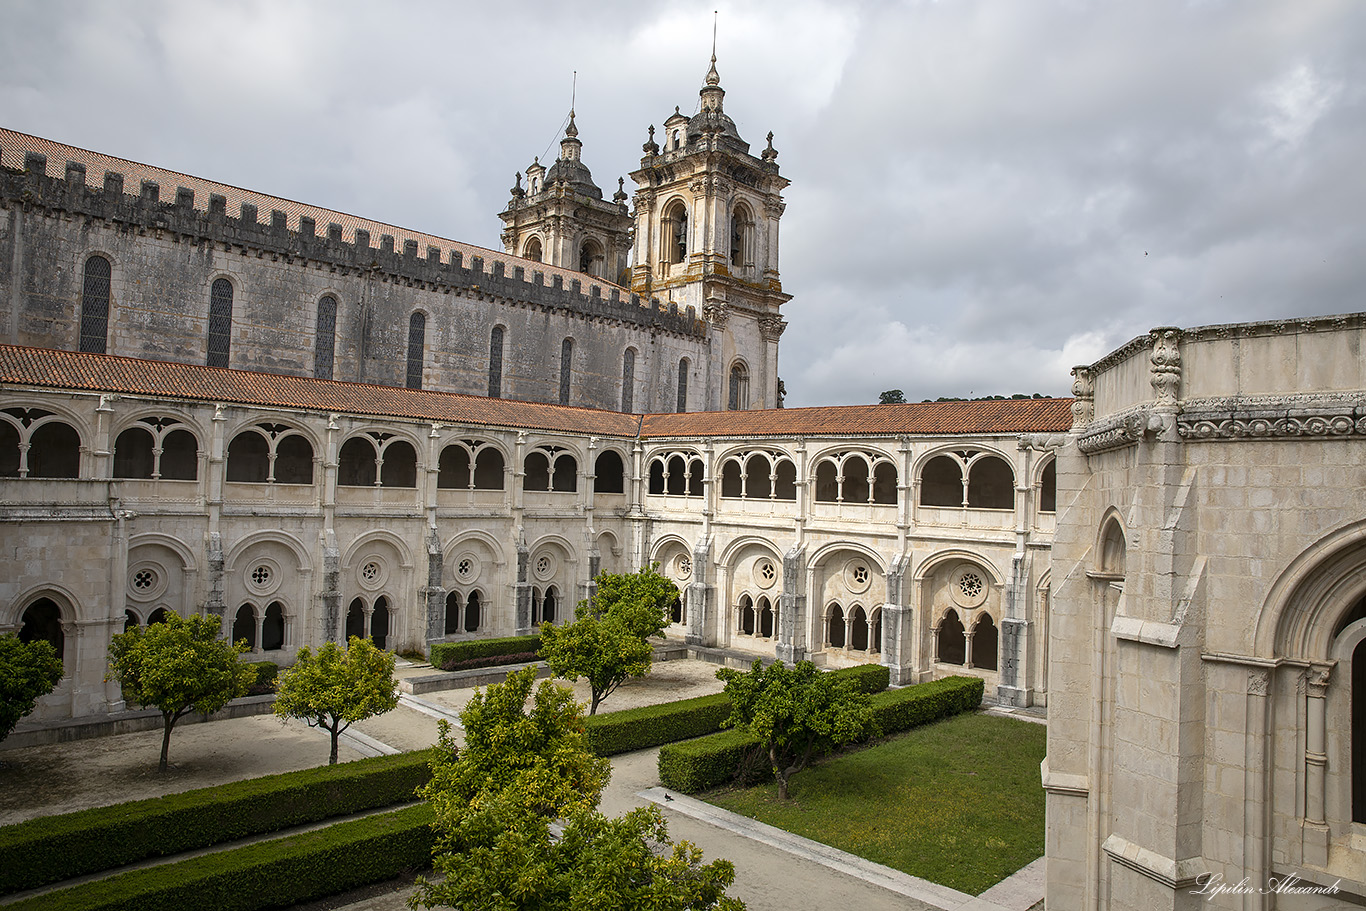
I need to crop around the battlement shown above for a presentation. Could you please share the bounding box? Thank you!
[3,150,704,338]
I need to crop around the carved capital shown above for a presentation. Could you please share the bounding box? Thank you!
[758,315,787,341]
[703,301,730,330]
[1306,664,1332,698]
[1150,328,1182,407]
[1247,669,1270,697]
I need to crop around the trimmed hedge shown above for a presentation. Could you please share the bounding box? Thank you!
[6,804,435,911]
[582,693,733,756]
[657,674,983,794]
[0,750,432,896]
[245,660,279,696]
[429,634,541,670]
[579,662,888,757]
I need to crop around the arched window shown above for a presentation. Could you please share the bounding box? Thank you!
[843,457,870,503]
[972,614,999,670]
[937,610,966,665]
[730,205,754,268]
[226,432,270,483]
[728,363,749,411]
[1100,520,1126,577]
[80,255,111,354]
[380,440,417,488]
[339,438,378,486]
[850,606,869,651]
[147,607,169,625]
[473,448,505,490]
[207,278,234,369]
[444,591,463,635]
[815,461,839,503]
[746,455,773,500]
[113,427,155,479]
[542,587,557,624]
[774,461,797,500]
[314,295,337,380]
[262,602,285,651]
[28,422,80,478]
[233,604,257,650]
[551,455,577,492]
[0,421,19,477]
[273,435,314,484]
[20,598,64,661]
[873,463,898,505]
[688,458,704,497]
[664,201,688,265]
[648,460,666,495]
[524,237,543,262]
[406,312,426,390]
[464,591,481,633]
[370,596,391,650]
[345,598,366,640]
[1040,460,1057,513]
[758,597,774,639]
[559,338,574,406]
[1354,637,1366,822]
[621,349,636,413]
[871,609,883,653]
[594,450,624,494]
[666,455,687,495]
[124,610,139,633]
[671,595,684,625]
[721,461,743,498]
[438,445,471,489]
[488,327,505,398]
[579,239,604,276]
[524,452,551,491]
[921,455,964,507]
[738,595,755,636]
[677,359,689,413]
[967,456,1014,509]
[827,604,846,649]
[161,429,198,480]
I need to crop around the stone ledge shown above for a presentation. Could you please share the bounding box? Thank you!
[1101,833,1205,889]
[1,694,277,750]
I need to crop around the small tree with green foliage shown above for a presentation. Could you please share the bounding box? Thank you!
[273,637,399,764]
[108,611,254,772]
[411,667,743,911]
[718,659,874,799]
[539,566,677,714]
[879,389,906,404]
[0,634,63,744]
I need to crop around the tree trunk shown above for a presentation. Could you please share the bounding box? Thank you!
[159,713,175,772]
[330,725,340,765]
[589,690,601,715]
[777,770,789,800]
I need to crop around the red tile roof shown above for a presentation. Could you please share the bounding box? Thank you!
[640,399,1072,437]
[0,345,641,437]
[0,346,1072,439]
[0,127,622,295]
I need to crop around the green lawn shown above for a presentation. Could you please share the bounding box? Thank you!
[705,712,1046,896]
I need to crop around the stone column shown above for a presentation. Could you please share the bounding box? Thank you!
[422,529,445,644]
[1303,664,1332,866]
[514,536,532,635]
[998,552,1032,707]
[883,553,916,686]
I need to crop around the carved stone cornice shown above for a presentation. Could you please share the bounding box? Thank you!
[1077,408,1154,455]
[1070,366,1094,430]
[1149,328,1181,408]
[1087,334,1151,376]
[1181,312,1366,343]
[1019,432,1068,451]
[1177,393,1366,442]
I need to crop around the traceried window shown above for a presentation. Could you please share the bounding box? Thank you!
[676,358,689,413]
[728,362,748,411]
[338,433,417,488]
[437,441,505,491]
[559,338,573,406]
[1040,459,1057,513]
[314,295,337,380]
[488,326,505,398]
[207,278,234,368]
[225,425,314,484]
[113,418,199,480]
[647,452,705,497]
[621,349,636,413]
[406,312,426,390]
[524,447,577,493]
[79,255,112,354]
[812,452,897,505]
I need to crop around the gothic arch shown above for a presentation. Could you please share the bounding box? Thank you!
[224,530,311,574]
[6,583,84,629]
[127,532,198,572]
[717,535,785,568]
[442,529,506,567]
[912,549,1006,586]
[341,530,416,572]
[808,540,887,573]
[224,415,323,454]
[527,533,579,563]
[1257,519,1366,660]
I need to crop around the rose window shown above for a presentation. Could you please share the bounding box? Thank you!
[251,565,272,586]
[537,555,552,576]
[361,562,381,582]
[958,572,983,600]
[132,569,156,591]
[458,559,472,576]
[756,559,777,589]
[677,555,692,579]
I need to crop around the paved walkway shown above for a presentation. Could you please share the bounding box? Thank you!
[0,660,1046,910]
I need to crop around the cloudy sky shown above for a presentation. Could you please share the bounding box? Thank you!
[3,0,1362,407]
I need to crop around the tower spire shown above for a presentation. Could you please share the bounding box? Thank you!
[706,11,720,86]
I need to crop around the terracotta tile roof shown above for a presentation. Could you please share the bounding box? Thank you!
[640,399,1073,437]
[0,127,622,295]
[0,346,1072,439]
[0,345,641,437]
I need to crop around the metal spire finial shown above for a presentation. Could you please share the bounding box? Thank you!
[706,11,721,86]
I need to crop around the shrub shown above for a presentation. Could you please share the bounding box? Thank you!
[657,675,983,795]
[4,804,435,911]
[0,750,432,896]
[245,661,278,696]
[439,650,540,673]
[830,663,890,695]
[428,635,541,671]
[581,692,733,756]
[867,675,983,736]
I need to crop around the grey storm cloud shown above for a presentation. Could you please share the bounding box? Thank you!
[3,0,1362,407]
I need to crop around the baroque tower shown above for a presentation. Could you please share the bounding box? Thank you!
[630,53,790,410]
[499,111,632,284]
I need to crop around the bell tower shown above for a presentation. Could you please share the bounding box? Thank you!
[629,53,790,411]
[500,111,632,284]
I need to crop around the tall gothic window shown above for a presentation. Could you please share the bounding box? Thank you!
[664,201,687,265]
[621,349,636,413]
[677,358,689,413]
[79,255,111,354]
[559,338,573,406]
[314,295,337,380]
[728,362,749,411]
[406,311,426,390]
[489,326,504,398]
[207,278,234,368]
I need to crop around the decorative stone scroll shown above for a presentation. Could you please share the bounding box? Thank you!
[1149,328,1182,407]
[1178,409,1366,442]
[1070,366,1094,430]
[1077,409,1151,455]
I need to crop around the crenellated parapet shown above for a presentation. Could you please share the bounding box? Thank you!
[2,151,703,339]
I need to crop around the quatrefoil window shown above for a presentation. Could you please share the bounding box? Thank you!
[755,559,777,589]
[133,569,156,590]
[361,562,381,582]
[251,565,271,586]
